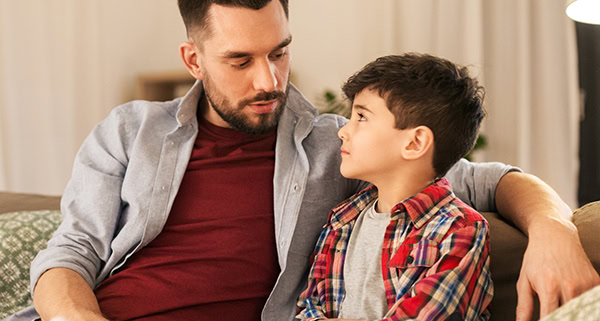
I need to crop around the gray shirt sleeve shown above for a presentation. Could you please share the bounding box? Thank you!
[29,107,132,294]
[444,158,522,212]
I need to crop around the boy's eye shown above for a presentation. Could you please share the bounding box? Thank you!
[357,112,366,121]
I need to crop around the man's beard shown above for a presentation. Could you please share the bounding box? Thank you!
[202,75,289,136]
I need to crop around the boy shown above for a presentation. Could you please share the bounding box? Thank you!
[297,53,492,321]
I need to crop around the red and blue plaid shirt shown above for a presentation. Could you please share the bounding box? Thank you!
[297,178,492,321]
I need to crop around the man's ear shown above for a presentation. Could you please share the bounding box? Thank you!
[402,126,434,160]
[179,41,203,80]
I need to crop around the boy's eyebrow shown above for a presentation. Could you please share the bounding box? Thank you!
[353,104,373,113]
[221,35,293,59]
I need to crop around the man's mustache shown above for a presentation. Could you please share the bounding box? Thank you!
[240,91,286,107]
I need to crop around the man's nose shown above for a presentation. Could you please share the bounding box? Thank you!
[253,59,278,93]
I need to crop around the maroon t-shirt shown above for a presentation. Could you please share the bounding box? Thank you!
[95,116,279,320]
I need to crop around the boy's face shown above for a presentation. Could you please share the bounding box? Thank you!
[338,88,411,183]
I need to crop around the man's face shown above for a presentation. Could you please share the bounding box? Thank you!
[195,0,292,135]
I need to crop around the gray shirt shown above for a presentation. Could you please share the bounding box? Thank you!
[339,200,391,320]
[9,81,518,321]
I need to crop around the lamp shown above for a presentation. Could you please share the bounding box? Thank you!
[566,0,600,25]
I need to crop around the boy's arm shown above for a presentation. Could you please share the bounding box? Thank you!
[296,226,335,321]
[495,172,600,320]
[381,219,492,321]
[297,276,328,321]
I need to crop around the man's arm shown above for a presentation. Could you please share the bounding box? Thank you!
[33,268,108,321]
[495,172,600,321]
[30,107,134,320]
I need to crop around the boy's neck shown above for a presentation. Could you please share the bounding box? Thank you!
[372,166,436,214]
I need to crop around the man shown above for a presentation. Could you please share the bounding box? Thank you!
[11,1,598,321]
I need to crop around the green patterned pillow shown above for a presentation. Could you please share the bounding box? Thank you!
[540,285,600,321]
[0,210,61,319]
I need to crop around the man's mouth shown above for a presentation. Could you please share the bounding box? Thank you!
[248,100,278,114]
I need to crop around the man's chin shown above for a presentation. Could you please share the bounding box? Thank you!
[234,116,278,135]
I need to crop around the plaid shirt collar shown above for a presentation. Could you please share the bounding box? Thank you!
[329,178,455,230]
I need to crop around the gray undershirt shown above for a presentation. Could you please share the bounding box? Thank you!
[339,199,392,320]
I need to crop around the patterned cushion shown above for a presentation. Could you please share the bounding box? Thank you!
[541,285,600,321]
[0,210,61,319]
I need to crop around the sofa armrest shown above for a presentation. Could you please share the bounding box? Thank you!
[483,201,600,321]
[572,201,600,272]
[0,192,61,214]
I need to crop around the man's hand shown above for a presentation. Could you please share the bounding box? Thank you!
[515,217,600,321]
[495,172,600,321]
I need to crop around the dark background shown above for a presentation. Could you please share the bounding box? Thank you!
[576,22,600,206]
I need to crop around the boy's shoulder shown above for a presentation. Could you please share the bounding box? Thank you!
[441,196,488,227]
[417,189,489,243]
[323,178,488,234]
[402,178,488,239]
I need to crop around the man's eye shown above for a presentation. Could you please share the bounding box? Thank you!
[234,60,250,69]
[270,49,287,60]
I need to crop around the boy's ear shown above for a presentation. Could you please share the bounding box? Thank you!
[179,41,204,80]
[402,126,434,160]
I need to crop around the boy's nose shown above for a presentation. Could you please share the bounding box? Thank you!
[338,125,348,140]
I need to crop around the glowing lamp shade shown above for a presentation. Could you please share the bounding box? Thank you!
[566,0,600,25]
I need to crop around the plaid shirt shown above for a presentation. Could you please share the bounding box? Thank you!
[297,178,492,321]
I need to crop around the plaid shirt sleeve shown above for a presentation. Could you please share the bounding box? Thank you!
[296,224,334,321]
[381,219,492,321]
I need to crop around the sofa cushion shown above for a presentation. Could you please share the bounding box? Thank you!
[481,211,529,321]
[0,210,61,319]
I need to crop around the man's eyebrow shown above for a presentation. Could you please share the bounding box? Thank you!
[221,35,293,59]
[273,35,293,52]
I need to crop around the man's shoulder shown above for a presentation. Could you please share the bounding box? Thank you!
[286,84,348,130]
[313,112,348,129]
[111,98,183,120]
[96,98,184,137]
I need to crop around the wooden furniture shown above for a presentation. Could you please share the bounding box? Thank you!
[135,70,196,101]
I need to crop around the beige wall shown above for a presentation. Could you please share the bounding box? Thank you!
[0,0,186,195]
[288,1,397,104]
[0,0,384,195]
[0,0,580,208]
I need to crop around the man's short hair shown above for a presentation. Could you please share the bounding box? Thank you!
[342,53,485,177]
[178,0,289,38]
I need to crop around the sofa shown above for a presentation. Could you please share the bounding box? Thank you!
[1,191,599,321]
